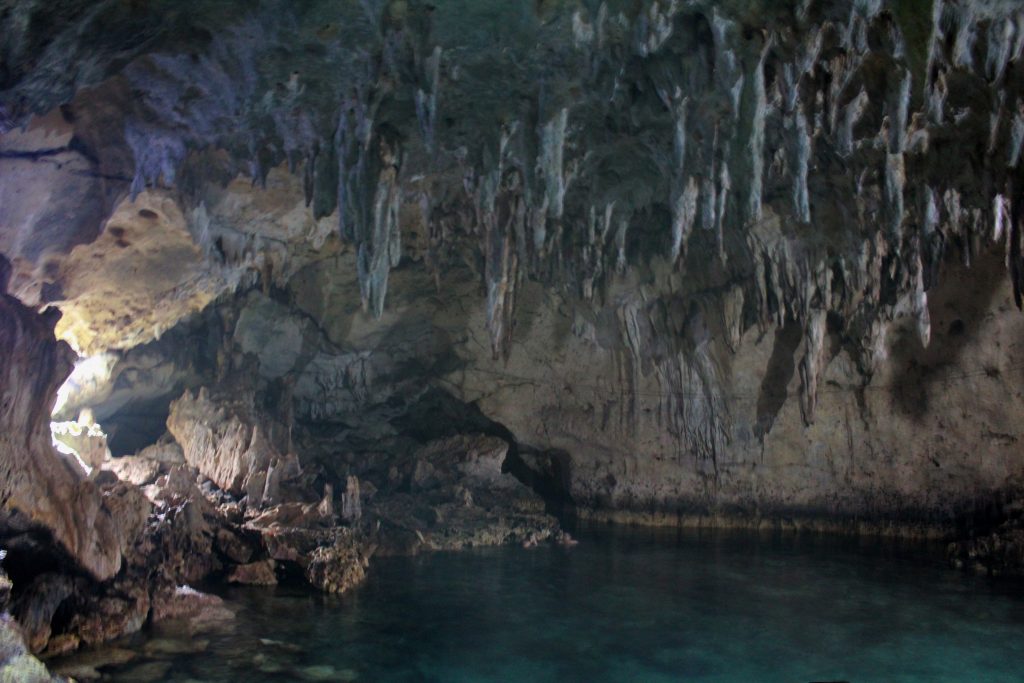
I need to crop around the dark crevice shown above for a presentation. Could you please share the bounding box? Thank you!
[754,317,802,440]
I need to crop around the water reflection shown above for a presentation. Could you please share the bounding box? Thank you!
[79,526,1024,682]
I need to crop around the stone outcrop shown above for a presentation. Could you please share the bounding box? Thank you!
[0,614,62,683]
[0,256,130,581]
[361,434,562,553]
[167,387,303,508]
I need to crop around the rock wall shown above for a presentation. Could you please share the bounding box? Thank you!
[0,256,126,581]
[2,0,1024,550]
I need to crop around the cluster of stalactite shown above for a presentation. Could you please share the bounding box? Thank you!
[418,0,1024,440]
[7,0,1024,452]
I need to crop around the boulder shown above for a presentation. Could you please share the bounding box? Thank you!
[228,560,277,586]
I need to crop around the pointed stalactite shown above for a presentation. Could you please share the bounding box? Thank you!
[744,34,770,225]
[615,211,632,274]
[484,169,525,359]
[912,247,931,348]
[303,145,317,208]
[798,309,827,426]
[538,108,570,250]
[792,108,812,223]
[671,177,699,266]
[356,138,402,318]
[921,186,943,288]
[715,146,731,263]
[415,46,442,152]
[582,203,614,300]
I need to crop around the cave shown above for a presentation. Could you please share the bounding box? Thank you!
[3,0,1024,680]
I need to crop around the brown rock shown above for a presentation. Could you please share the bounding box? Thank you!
[305,538,370,595]
[40,634,79,658]
[215,528,254,564]
[228,560,278,586]
[0,614,60,682]
[104,455,161,486]
[12,573,75,653]
[0,279,126,581]
[150,585,233,625]
[68,580,150,647]
[167,388,277,496]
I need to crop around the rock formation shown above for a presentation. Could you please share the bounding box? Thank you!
[2,0,1024,661]
[0,255,128,581]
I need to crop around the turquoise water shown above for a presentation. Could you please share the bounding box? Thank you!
[102,527,1024,682]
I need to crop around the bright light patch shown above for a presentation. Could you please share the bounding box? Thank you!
[52,353,116,417]
[50,418,109,476]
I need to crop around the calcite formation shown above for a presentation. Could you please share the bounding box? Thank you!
[3,0,1024,660]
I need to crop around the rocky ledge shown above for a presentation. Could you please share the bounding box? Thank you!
[0,280,568,663]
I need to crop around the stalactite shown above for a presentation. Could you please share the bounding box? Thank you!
[415,46,442,152]
[792,108,812,223]
[745,36,770,225]
[837,90,868,158]
[1009,101,1024,168]
[615,214,631,274]
[484,169,524,359]
[582,203,615,300]
[539,108,569,222]
[798,309,827,425]
[356,138,402,318]
[671,178,700,266]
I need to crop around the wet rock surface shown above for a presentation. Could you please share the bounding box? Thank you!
[4,0,1024,673]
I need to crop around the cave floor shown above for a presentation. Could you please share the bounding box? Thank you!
[50,527,1024,682]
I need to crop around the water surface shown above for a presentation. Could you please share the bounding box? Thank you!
[103,527,1024,682]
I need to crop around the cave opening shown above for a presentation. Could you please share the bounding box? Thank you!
[3,0,1024,680]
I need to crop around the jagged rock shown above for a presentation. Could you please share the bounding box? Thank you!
[66,579,150,648]
[149,585,233,627]
[136,441,185,466]
[0,614,62,682]
[304,537,370,595]
[949,513,1024,577]
[167,388,310,509]
[12,574,75,653]
[0,266,126,580]
[228,560,277,586]
[364,435,560,553]
[98,481,152,559]
[214,528,254,565]
[103,455,161,487]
